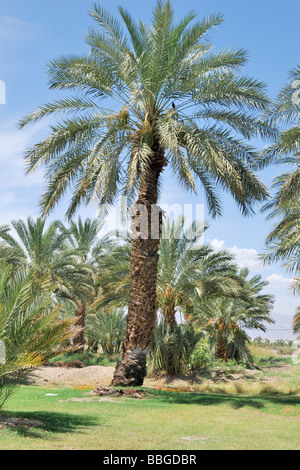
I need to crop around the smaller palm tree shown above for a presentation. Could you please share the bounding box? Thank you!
[192,269,274,367]
[0,217,93,351]
[63,216,111,265]
[0,265,79,408]
[0,217,92,302]
[148,321,201,375]
[85,309,126,354]
[157,217,242,330]
[61,216,113,349]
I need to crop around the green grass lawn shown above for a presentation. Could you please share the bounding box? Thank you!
[0,385,299,450]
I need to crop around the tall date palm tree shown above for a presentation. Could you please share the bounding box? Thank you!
[18,2,273,385]
[261,66,300,335]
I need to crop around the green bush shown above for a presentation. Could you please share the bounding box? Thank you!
[148,321,201,375]
[189,338,212,370]
[0,266,78,409]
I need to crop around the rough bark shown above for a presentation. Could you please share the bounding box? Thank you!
[216,334,227,361]
[164,301,176,332]
[72,301,86,352]
[112,139,166,386]
[164,301,177,374]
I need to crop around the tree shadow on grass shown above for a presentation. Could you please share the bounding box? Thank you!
[0,410,100,439]
[149,389,300,411]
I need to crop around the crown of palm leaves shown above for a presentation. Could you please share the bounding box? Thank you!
[18,1,273,220]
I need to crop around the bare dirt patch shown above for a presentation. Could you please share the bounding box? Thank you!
[25,365,115,388]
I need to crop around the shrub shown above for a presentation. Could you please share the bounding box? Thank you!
[189,338,212,370]
[148,321,201,375]
[0,266,79,409]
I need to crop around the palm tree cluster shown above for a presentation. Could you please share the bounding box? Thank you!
[0,216,112,350]
[17,1,277,386]
[0,215,274,381]
[0,0,297,387]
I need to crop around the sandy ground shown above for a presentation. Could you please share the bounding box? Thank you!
[25,366,116,388]
[24,365,197,389]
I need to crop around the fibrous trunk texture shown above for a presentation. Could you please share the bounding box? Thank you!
[164,302,176,332]
[164,302,177,374]
[112,141,166,386]
[216,335,227,361]
[72,301,86,352]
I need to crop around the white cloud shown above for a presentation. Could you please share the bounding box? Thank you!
[210,238,265,272]
[209,238,226,252]
[209,239,298,329]
[230,245,265,272]
[266,273,294,289]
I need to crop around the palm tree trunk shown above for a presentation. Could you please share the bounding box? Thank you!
[164,302,177,374]
[73,301,86,352]
[164,302,176,332]
[112,142,166,386]
[216,334,227,361]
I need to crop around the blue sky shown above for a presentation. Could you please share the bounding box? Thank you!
[0,0,299,339]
